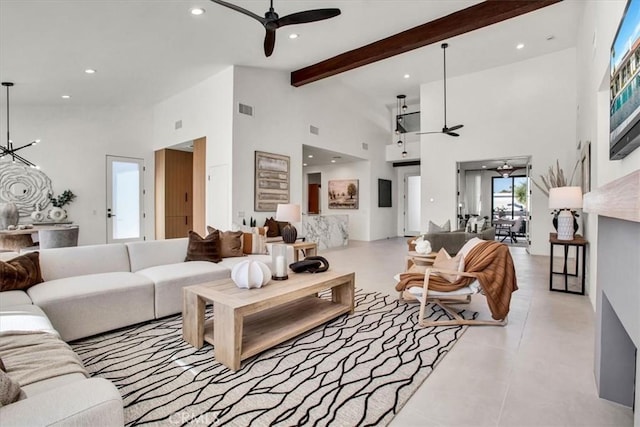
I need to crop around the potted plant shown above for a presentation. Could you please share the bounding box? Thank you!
[48,190,76,221]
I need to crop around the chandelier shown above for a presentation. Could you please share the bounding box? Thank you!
[493,161,524,178]
[1,82,40,168]
[395,94,407,157]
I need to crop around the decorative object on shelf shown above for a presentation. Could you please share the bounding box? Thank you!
[209,0,340,57]
[411,235,432,254]
[417,43,464,137]
[231,259,271,289]
[48,190,76,222]
[271,243,289,280]
[255,151,290,212]
[531,159,579,197]
[0,162,52,217]
[275,203,301,244]
[549,186,583,240]
[328,179,359,209]
[1,82,40,168]
[30,203,45,222]
[0,202,19,230]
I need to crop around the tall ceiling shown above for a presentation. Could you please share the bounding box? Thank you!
[0,0,582,110]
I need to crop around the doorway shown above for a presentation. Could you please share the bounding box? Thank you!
[106,155,144,243]
[404,173,421,236]
[308,173,321,214]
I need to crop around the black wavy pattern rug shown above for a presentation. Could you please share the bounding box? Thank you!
[71,291,474,426]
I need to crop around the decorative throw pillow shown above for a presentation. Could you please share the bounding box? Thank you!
[0,252,44,292]
[433,248,465,283]
[242,232,268,254]
[428,219,451,233]
[0,369,26,406]
[207,227,244,258]
[264,217,279,238]
[185,230,222,263]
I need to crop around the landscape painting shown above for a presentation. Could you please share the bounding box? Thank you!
[328,179,359,209]
[255,151,290,211]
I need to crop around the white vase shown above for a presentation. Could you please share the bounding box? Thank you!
[0,202,19,230]
[48,207,67,222]
[31,204,45,222]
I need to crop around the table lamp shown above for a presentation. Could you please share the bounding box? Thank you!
[548,186,582,240]
[275,203,301,244]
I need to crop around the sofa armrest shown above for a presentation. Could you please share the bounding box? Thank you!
[0,378,123,426]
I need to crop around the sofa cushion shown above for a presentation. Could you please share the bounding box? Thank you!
[207,227,244,258]
[0,252,44,292]
[433,248,465,283]
[185,230,221,263]
[264,217,279,237]
[27,272,155,341]
[21,372,86,397]
[136,261,231,318]
[0,291,32,309]
[0,304,58,335]
[0,369,25,405]
[38,244,131,281]
[241,232,268,254]
[126,238,188,272]
[428,220,451,233]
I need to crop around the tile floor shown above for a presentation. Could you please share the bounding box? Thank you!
[321,237,634,427]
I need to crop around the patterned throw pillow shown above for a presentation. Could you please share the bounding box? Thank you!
[432,248,465,283]
[242,232,268,254]
[0,252,44,292]
[185,230,222,263]
[207,227,244,258]
[428,219,451,233]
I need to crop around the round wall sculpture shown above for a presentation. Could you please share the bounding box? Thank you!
[0,161,53,217]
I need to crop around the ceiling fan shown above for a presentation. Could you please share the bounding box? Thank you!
[493,161,525,178]
[209,0,341,57]
[418,43,464,137]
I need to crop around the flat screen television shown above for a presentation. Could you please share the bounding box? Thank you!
[610,0,640,160]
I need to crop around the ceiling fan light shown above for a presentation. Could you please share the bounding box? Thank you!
[397,140,403,147]
[402,150,408,158]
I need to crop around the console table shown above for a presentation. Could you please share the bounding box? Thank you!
[549,233,587,295]
[287,241,318,262]
[0,224,76,251]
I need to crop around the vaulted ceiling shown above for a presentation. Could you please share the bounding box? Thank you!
[0,1,580,109]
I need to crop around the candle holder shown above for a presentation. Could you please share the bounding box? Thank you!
[271,244,289,280]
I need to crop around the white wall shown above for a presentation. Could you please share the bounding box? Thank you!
[230,66,395,241]
[420,48,577,255]
[152,67,235,231]
[0,104,153,245]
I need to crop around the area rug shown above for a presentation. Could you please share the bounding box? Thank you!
[71,290,475,426]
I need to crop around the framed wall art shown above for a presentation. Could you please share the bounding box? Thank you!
[254,151,290,212]
[328,179,359,209]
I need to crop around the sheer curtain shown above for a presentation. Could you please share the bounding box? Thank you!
[464,171,482,216]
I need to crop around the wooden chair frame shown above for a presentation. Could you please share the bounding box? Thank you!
[400,265,507,327]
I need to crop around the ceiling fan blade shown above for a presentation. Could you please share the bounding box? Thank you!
[447,124,463,132]
[276,8,341,27]
[264,28,276,57]
[446,131,460,137]
[209,0,266,23]
[416,131,441,135]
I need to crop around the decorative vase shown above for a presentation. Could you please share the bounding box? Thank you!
[0,202,19,230]
[552,211,579,234]
[48,207,67,222]
[231,260,271,289]
[31,204,45,222]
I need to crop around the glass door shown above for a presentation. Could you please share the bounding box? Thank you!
[492,175,528,245]
[106,155,144,243]
[404,173,421,236]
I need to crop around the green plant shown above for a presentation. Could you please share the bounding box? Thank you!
[532,159,579,197]
[49,190,76,208]
[514,182,528,205]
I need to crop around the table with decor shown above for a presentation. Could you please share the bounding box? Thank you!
[0,223,74,251]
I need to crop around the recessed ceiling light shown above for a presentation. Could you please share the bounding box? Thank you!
[303,163,308,167]
[331,159,336,163]
[516,43,525,50]
[190,7,205,15]
[84,68,96,74]
[403,74,410,79]
[308,154,313,158]
[289,33,299,39]
[61,95,71,99]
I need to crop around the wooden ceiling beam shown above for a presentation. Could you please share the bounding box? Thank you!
[291,0,561,87]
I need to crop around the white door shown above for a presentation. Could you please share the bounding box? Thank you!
[404,173,421,236]
[107,156,144,243]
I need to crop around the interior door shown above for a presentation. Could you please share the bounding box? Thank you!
[107,155,144,243]
[404,173,421,236]
[308,184,320,214]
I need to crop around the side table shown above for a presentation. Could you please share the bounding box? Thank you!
[406,251,437,270]
[287,241,318,262]
[549,233,587,295]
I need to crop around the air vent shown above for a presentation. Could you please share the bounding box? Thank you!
[310,125,319,135]
[239,103,253,116]
[175,120,182,130]
[362,142,369,150]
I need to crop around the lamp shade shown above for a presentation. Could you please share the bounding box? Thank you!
[275,203,301,223]
[548,186,583,209]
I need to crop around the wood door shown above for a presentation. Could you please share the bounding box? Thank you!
[308,184,320,214]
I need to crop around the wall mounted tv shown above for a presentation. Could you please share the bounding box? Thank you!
[610,0,640,160]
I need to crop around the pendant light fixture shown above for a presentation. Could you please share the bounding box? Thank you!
[493,161,524,178]
[1,82,40,168]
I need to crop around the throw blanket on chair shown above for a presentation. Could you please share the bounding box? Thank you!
[396,240,518,320]
[0,331,89,386]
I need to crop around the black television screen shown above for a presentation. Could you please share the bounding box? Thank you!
[610,0,640,160]
[378,179,392,207]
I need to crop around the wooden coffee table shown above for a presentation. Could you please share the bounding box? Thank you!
[182,270,355,370]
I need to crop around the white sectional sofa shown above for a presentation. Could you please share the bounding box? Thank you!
[0,237,275,426]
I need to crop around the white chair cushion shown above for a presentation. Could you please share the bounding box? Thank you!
[394,273,481,297]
